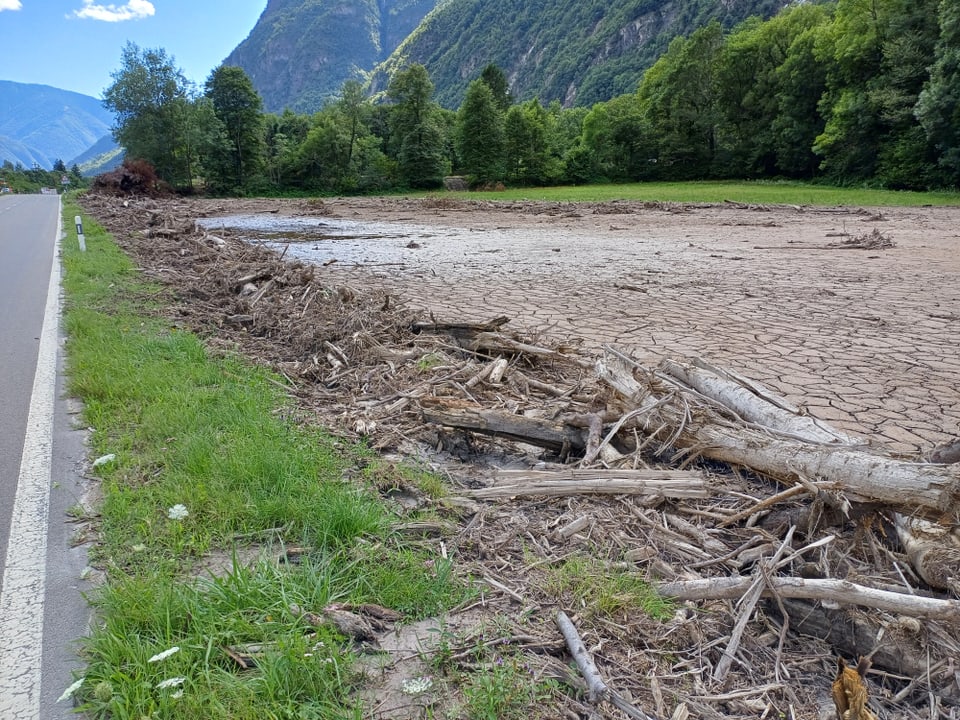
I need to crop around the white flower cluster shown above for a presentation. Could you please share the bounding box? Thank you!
[400,676,434,695]
[167,504,189,520]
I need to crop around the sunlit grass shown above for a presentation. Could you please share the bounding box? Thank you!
[430,179,960,207]
[60,200,470,717]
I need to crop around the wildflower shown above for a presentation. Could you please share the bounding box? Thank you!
[401,676,433,695]
[148,646,180,663]
[156,677,186,690]
[56,678,84,703]
[92,453,116,468]
[167,504,189,520]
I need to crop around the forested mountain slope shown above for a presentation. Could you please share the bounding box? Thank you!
[228,0,801,113]
[224,0,440,113]
[371,0,799,108]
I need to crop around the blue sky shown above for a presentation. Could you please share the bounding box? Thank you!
[0,0,267,99]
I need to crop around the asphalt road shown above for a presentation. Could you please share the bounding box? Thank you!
[0,194,91,718]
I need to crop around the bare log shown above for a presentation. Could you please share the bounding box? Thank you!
[659,358,862,446]
[775,598,960,704]
[410,315,510,337]
[894,515,960,593]
[598,351,960,517]
[658,576,960,622]
[464,469,708,500]
[421,404,586,453]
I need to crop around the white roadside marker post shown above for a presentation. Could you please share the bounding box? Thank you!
[75,215,85,251]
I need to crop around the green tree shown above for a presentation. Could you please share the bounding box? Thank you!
[812,0,891,181]
[288,109,350,191]
[715,6,830,177]
[575,94,653,182]
[263,110,310,188]
[773,18,832,178]
[204,65,265,191]
[456,79,505,185]
[103,42,196,187]
[338,80,370,173]
[872,0,940,188]
[504,99,560,185]
[915,0,960,185]
[637,23,724,179]
[480,64,513,112]
[387,65,447,189]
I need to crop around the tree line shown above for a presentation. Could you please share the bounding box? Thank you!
[104,0,960,195]
[0,158,85,194]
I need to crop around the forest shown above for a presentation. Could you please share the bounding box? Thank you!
[101,0,960,195]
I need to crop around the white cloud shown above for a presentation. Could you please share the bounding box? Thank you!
[0,0,23,12]
[73,0,155,22]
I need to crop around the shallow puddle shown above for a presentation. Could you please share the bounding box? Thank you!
[197,214,459,267]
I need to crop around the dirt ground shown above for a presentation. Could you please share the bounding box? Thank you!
[80,193,960,720]
[204,194,960,455]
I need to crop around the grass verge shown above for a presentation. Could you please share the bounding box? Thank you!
[60,200,471,718]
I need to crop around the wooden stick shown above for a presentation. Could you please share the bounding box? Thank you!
[555,611,657,720]
[712,527,795,684]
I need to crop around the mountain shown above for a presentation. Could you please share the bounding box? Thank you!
[224,0,441,113]
[372,0,800,108]
[227,0,801,113]
[0,81,114,170]
[71,134,124,177]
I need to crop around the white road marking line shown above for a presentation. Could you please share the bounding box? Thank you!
[0,199,62,718]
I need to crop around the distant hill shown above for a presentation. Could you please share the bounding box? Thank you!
[0,81,114,169]
[71,133,123,177]
[227,0,801,113]
[224,0,440,113]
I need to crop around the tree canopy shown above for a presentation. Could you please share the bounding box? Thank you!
[99,1,960,195]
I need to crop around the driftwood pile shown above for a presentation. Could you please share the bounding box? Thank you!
[79,194,960,720]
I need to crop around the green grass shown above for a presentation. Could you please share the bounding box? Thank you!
[542,554,672,622]
[60,200,471,717]
[433,179,960,207]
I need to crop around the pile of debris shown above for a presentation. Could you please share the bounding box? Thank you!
[79,193,960,720]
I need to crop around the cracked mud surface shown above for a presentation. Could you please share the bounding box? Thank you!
[243,196,960,456]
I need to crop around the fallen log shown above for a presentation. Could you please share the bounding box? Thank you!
[658,357,862,446]
[894,515,960,593]
[658,576,960,622]
[597,351,960,518]
[464,469,708,500]
[556,610,657,720]
[421,404,586,453]
[774,598,960,704]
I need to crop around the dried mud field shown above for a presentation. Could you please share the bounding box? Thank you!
[80,193,960,720]
[258,195,960,455]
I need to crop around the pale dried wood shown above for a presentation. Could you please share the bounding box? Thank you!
[894,515,960,593]
[598,352,960,518]
[658,576,960,622]
[463,469,708,500]
[555,610,657,720]
[558,516,592,538]
[712,527,794,685]
[659,358,861,446]
[487,357,510,384]
[467,331,593,368]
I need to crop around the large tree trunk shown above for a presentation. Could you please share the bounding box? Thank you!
[597,353,960,519]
